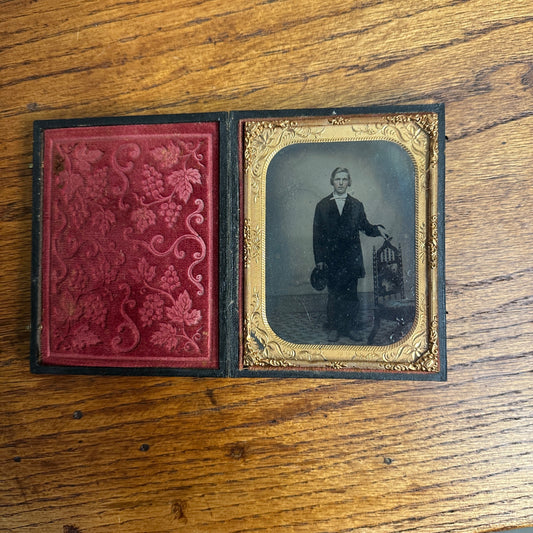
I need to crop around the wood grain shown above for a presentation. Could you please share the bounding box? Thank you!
[1,0,532,531]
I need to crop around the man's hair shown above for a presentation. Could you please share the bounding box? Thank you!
[330,167,352,186]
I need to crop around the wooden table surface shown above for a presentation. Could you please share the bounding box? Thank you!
[1,1,532,531]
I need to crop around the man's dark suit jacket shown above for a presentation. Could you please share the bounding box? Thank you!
[313,193,380,285]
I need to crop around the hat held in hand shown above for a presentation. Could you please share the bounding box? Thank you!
[310,264,328,291]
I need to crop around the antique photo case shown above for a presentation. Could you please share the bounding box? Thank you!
[237,106,446,380]
[30,106,445,379]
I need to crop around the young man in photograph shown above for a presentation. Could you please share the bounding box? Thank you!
[313,167,385,342]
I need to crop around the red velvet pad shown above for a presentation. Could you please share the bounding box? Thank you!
[40,123,219,368]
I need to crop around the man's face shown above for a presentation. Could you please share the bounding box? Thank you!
[332,172,350,195]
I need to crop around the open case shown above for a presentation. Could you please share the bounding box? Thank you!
[31,106,446,380]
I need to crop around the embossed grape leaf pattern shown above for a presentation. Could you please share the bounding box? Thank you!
[135,260,202,353]
[42,126,217,367]
[167,168,202,203]
[150,140,181,169]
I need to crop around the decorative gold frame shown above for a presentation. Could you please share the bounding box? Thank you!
[241,112,442,375]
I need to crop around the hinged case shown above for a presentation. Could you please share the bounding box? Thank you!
[31,105,446,380]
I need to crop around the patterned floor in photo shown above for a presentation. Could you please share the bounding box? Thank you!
[266,292,408,346]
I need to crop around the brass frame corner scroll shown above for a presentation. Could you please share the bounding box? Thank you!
[241,112,443,377]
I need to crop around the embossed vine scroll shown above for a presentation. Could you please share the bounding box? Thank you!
[241,108,445,379]
[33,120,220,371]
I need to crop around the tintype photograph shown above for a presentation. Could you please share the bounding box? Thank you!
[241,109,445,378]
